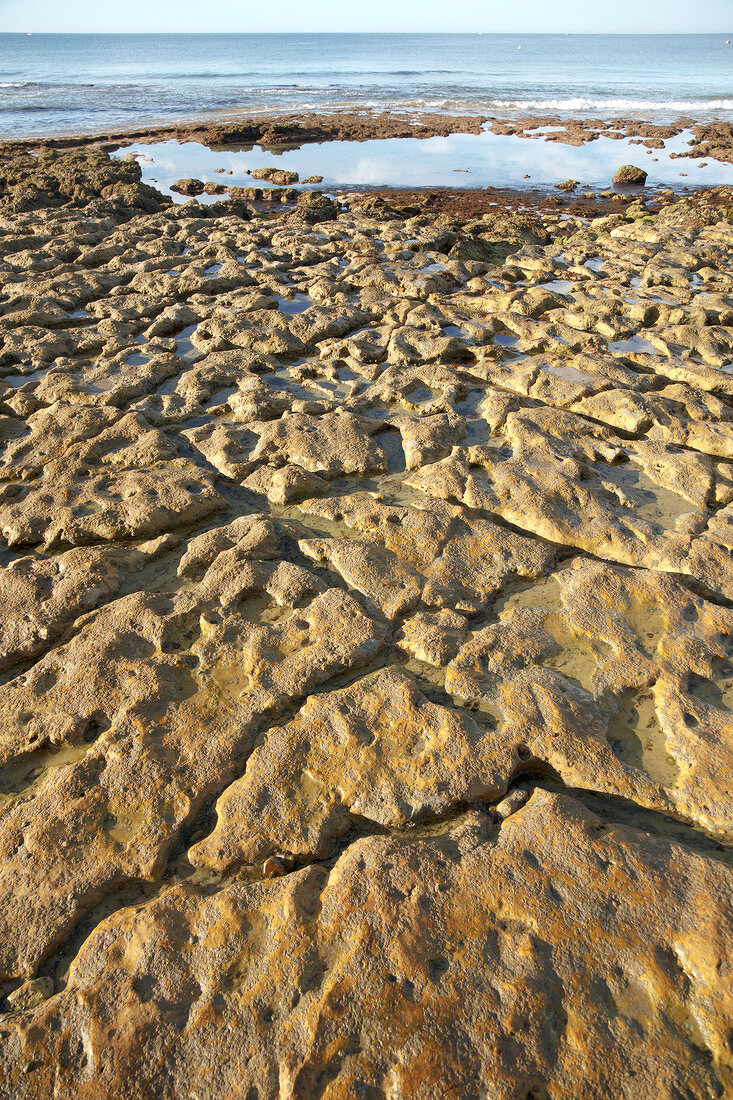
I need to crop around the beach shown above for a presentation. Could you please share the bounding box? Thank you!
[0,31,732,1100]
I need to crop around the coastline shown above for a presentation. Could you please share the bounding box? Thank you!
[2,107,733,170]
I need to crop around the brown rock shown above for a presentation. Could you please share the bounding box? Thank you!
[170,177,205,196]
[2,791,731,1098]
[289,190,339,225]
[250,167,300,186]
[613,164,648,186]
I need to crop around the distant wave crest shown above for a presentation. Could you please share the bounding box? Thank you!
[488,97,733,111]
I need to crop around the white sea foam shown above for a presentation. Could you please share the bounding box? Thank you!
[487,97,733,112]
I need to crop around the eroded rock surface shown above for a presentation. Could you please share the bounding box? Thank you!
[0,154,732,1099]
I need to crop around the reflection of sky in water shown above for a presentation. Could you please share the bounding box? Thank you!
[116,128,733,201]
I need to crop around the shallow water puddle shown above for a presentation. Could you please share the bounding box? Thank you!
[541,615,615,695]
[539,362,597,385]
[494,574,565,617]
[373,428,408,475]
[0,740,98,807]
[607,686,679,786]
[175,323,202,360]
[2,363,56,388]
[237,592,296,627]
[263,369,323,402]
[205,386,239,407]
[494,333,520,348]
[114,128,733,197]
[622,600,668,660]
[276,293,312,315]
[274,505,363,541]
[687,657,733,713]
[402,385,435,406]
[154,376,180,396]
[336,366,359,382]
[607,335,658,355]
[599,462,695,529]
[539,279,573,295]
[125,354,151,367]
[462,418,492,445]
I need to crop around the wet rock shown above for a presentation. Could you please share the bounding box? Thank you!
[0,148,170,216]
[288,191,339,225]
[613,165,648,186]
[170,178,205,196]
[250,167,300,186]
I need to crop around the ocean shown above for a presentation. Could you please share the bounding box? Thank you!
[1,33,732,139]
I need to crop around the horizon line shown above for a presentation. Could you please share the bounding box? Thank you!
[1,30,731,36]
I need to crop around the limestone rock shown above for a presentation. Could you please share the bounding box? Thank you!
[2,792,731,1099]
[298,493,554,619]
[0,151,732,1099]
[289,191,339,225]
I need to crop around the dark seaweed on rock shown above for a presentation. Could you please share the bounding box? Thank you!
[0,148,171,217]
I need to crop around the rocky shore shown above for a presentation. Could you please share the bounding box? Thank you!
[0,148,732,1098]
[4,109,733,171]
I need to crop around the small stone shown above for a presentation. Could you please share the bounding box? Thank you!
[7,978,54,1011]
[493,789,530,821]
[262,856,286,878]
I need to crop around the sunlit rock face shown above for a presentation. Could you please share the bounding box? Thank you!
[0,152,732,1099]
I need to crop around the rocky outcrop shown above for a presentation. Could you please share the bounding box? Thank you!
[0,148,170,215]
[0,156,731,1099]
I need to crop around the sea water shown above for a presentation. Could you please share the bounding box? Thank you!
[1,33,732,139]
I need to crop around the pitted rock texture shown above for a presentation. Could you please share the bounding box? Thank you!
[0,157,732,1100]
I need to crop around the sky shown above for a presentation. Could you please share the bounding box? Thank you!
[0,0,732,34]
